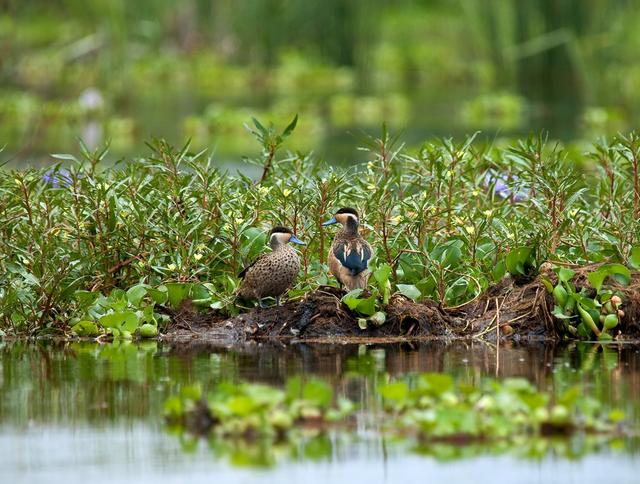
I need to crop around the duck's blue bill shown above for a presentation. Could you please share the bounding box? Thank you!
[289,235,306,245]
[322,217,337,226]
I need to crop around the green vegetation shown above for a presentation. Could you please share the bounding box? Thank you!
[3,1,640,160]
[164,371,629,467]
[3,120,640,338]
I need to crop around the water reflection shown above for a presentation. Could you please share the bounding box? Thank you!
[0,340,639,482]
[2,340,640,423]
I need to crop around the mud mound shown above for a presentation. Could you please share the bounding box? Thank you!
[161,267,640,344]
[162,279,552,343]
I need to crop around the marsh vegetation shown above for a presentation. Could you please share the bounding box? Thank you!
[2,121,640,342]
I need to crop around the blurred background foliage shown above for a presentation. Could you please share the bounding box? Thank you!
[1,0,640,164]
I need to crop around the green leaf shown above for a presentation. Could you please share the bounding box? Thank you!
[373,264,392,284]
[342,290,378,316]
[587,270,607,293]
[70,320,100,337]
[492,259,506,281]
[280,114,298,140]
[51,153,78,161]
[165,283,192,308]
[588,264,631,292]
[431,241,462,268]
[148,286,168,305]
[603,263,631,286]
[99,311,139,332]
[189,284,210,301]
[552,305,574,320]
[630,246,640,270]
[396,284,421,301]
[556,267,575,284]
[540,276,554,294]
[139,323,158,338]
[356,296,376,316]
[251,117,267,136]
[126,284,148,306]
[505,246,533,276]
[342,289,364,310]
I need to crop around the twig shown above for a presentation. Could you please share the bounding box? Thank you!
[443,272,484,310]
[108,252,149,274]
[495,297,500,377]
[473,295,508,338]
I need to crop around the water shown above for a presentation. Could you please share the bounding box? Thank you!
[1,340,639,483]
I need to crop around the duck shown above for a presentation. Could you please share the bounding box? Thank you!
[323,207,373,291]
[237,226,305,307]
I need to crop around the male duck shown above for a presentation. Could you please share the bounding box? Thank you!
[238,226,305,307]
[323,207,373,291]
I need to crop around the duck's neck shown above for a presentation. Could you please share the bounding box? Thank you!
[342,218,359,236]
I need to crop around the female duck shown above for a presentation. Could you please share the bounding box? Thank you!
[238,226,305,307]
[323,207,372,291]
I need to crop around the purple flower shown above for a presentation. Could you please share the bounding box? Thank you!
[483,170,528,202]
[42,168,73,188]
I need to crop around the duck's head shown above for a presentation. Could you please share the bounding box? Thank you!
[269,226,306,248]
[322,207,360,229]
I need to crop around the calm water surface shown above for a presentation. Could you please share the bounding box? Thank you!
[1,340,639,483]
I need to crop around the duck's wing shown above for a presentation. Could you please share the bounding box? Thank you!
[333,238,372,276]
[238,254,266,279]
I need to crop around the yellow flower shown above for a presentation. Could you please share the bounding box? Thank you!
[282,188,292,197]
[137,260,145,268]
[257,185,270,195]
[465,226,475,235]
[472,189,481,197]
[506,233,515,240]
[194,253,203,261]
[14,179,21,185]
[167,263,177,271]
[391,215,402,224]
[482,209,493,217]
